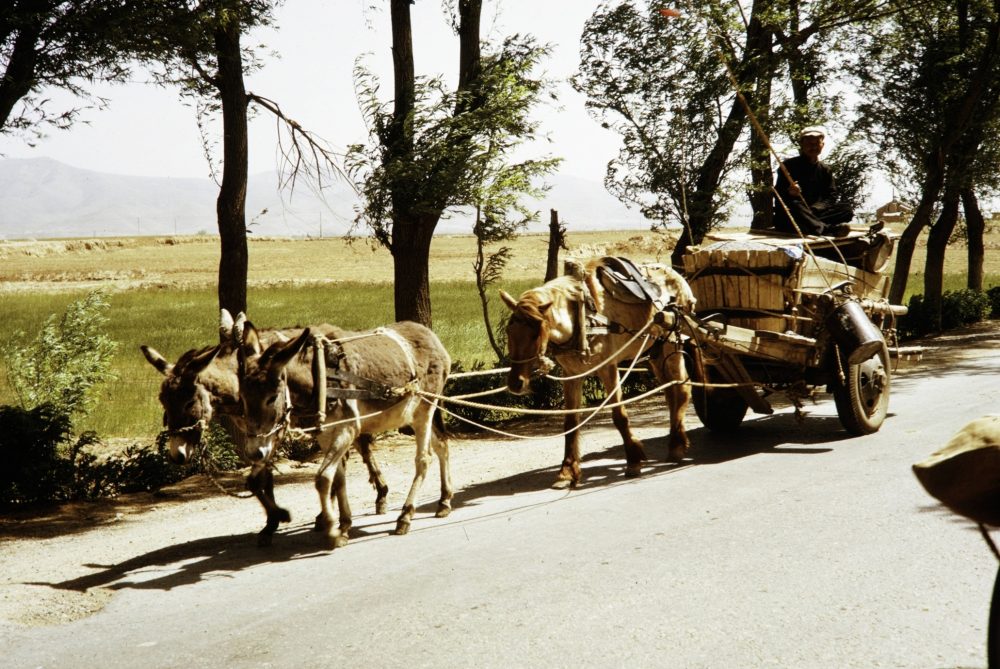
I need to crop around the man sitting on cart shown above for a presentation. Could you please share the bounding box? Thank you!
[773,125,854,238]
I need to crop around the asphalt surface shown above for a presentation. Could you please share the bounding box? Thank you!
[5,329,1000,669]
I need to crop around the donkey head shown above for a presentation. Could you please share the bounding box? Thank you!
[500,289,552,396]
[141,309,249,465]
[238,323,312,464]
[141,343,221,465]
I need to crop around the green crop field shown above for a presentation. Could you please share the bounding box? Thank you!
[0,226,996,440]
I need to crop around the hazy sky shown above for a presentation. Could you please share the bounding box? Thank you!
[0,1,625,182]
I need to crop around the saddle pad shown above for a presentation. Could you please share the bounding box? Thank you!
[913,415,1000,526]
[596,256,664,307]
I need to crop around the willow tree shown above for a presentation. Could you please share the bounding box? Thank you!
[346,1,557,326]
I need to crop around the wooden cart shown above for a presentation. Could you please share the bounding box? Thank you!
[680,227,908,435]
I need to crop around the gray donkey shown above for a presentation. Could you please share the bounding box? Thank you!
[141,310,389,546]
[238,320,452,549]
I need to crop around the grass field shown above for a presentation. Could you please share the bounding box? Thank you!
[1,225,997,440]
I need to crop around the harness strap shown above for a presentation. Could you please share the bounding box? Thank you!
[375,326,418,379]
[312,334,327,427]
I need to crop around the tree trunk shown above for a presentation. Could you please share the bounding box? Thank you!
[888,162,945,305]
[214,12,249,317]
[923,188,960,332]
[963,188,986,291]
[0,5,42,131]
[383,0,482,326]
[391,215,435,325]
[545,209,564,282]
[672,0,771,265]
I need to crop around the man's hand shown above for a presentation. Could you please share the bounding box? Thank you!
[788,181,802,198]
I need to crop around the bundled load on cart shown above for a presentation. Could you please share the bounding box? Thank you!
[680,225,907,435]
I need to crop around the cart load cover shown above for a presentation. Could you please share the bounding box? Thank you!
[913,415,1000,526]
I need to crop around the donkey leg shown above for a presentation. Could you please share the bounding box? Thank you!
[314,429,356,550]
[428,407,453,518]
[394,406,436,535]
[556,379,584,489]
[598,364,646,477]
[356,433,389,515]
[247,464,291,547]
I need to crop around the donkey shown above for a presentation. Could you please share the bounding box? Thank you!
[238,320,452,549]
[141,310,390,546]
[500,258,695,488]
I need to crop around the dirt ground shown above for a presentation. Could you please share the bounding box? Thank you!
[3,321,998,629]
[0,395,682,628]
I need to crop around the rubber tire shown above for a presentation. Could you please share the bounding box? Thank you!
[692,378,749,433]
[832,343,890,436]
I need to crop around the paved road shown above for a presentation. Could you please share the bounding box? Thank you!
[6,332,1000,668]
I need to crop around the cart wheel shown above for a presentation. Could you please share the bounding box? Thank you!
[832,343,890,435]
[692,379,749,433]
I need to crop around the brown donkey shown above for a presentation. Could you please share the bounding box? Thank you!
[238,320,452,549]
[141,310,389,546]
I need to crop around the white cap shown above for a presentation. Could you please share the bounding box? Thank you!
[799,125,825,139]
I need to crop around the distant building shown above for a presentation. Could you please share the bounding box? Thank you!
[876,199,913,225]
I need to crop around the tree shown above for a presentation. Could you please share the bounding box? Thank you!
[856,0,1000,311]
[0,0,136,137]
[347,1,558,326]
[576,1,901,265]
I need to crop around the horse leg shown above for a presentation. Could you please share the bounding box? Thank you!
[652,343,691,462]
[394,405,436,535]
[314,428,356,550]
[556,378,584,489]
[597,364,646,477]
[246,463,291,547]
[356,433,389,515]
[428,405,453,518]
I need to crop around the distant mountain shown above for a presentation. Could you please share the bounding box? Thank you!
[0,158,654,240]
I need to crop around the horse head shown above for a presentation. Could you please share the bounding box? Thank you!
[238,322,312,464]
[500,289,552,396]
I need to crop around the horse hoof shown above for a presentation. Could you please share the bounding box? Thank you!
[435,505,452,518]
[667,447,687,463]
[333,534,349,549]
[393,520,411,535]
[551,478,575,490]
[625,463,643,478]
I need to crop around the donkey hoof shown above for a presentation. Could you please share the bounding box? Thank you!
[625,462,643,478]
[435,505,452,519]
[375,500,388,515]
[332,533,349,549]
[667,447,688,463]
[551,478,573,490]
[323,531,345,551]
[393,520,411,536]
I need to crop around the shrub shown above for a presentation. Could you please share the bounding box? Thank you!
[987,286,1000,318]
[899,289,991,340]
[2,290,117,420]
[940,288,991,330]
[0,404,76,507]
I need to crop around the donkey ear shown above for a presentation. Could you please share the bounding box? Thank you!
[499,290,518,311]
[270,328,312,368]
[186,344,221,377]
[219,308,234,341]
[242,321,263,356]
[140,345,173,375]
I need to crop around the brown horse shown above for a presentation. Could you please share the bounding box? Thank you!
[141,310,389,546]
[500,258,695,488]
[238,320,452,549]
